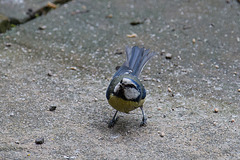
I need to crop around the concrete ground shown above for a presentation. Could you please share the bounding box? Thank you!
[0,0,239,159]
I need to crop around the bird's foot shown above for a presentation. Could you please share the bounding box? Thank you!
[108,117,119,128]
[140,117,147,127]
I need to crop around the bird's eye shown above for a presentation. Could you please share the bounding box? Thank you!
[125,84,137,89]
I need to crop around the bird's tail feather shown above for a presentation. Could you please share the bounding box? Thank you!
[125,46,156,77]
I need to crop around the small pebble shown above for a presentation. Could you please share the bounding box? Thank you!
[47,2,57,9]
[192,38,196,43]
[15,141,20,144]
[130,21,143,26]
[183,25,191,30]
[213,108,219,113]
[165,53,172,59]
[70,67,77,70]
[5,43,12,47]
[49,106,57,111]
[47,71,53,77]
[126,33,137,38]
[106,14,113,18]
[115,51,123,55]
[237,37,240,42]
[158,131,165,137]
[161,49,166,55]
[143,77,152,81]
[9,112,15,117]
[168,87,172,92]
[35,137,44,144]
[215,65,219,69]
[238,89,240,92]
[38,25,47,30]
[98,137,104,140]
[82,5,87,10]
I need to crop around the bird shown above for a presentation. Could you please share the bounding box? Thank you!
[106,46,156,128]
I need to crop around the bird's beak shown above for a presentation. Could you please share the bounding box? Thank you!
[119,83,124,89]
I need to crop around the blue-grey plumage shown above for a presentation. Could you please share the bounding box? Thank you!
[106,46,156,128]
[112,46,155,78]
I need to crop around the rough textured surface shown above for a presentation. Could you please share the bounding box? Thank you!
[0,0,50,20]
[0,0,240,159]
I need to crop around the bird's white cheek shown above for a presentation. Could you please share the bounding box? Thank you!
[114,83,121,93]
[124,88,140,100]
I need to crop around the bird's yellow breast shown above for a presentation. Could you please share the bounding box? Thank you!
[108,94,145,113]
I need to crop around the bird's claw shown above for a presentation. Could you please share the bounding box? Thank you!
[140,117,147,127]
[108,117,119,128]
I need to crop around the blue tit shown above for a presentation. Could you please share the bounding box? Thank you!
[106,46,156,127]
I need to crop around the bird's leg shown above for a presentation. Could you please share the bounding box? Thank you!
[140,106,147,127]
[108,110,119,128]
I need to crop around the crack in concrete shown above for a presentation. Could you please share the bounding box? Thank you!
[0,0,72,33]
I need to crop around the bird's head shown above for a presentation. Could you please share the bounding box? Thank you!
[113,77,140,100]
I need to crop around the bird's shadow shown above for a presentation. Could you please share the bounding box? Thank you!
[93,112,146,136]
